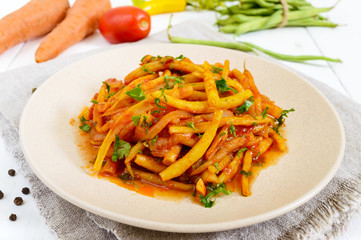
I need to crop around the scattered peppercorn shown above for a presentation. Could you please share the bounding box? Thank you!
[21,187,30,195]
[0,190,3,199]
[8,169,16,176]
[9,214,17,221]
[14,197,23,206]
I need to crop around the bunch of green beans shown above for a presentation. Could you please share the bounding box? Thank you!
[214,0,338,34]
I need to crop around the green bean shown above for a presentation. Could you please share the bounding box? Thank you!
[234,7,332,35]
[262,10,282,29]
[286,18,338,28]
[265,0,311,7]
[272,4,296,10]
[254,0,275,8]
[217,14,263,26]
[219,24,239,33]
[241,42,341,63]
[239,3,258,10]
[228,5,275,15]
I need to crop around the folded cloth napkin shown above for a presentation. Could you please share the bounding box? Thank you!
[1,21,361,240]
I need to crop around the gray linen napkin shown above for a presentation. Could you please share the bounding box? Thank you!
[1,21,361,240]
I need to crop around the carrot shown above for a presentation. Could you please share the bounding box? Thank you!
[35,0,111,63]
[0,0,69,55]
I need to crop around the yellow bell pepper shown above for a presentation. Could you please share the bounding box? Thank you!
[132,0,187,15]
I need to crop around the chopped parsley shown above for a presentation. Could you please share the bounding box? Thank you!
[164,75,184,88]
[80,116,87,123]
[187,122,196,131]
[138,150,143,154]
[126,84,146,101]
[219,132,226,137]
[140,55,147,62]
[140,116,152,133]
[132,115,141,126]
[153,89,167,113]
[197,133,204,139]
[214,163,220,171]
[91,99,99,104]
[236,96,254,115]
[211,66,223,73]
[151,135,158,146]
[253,161,263,167]
[240,170,252,177]
[118,173,133,183]
[229,123,236,137]
[274,108,295,133]
[176,54,185,60]
[103,81,111,93]
[237,148,248,157]
[105,92,115,99]
[215,78,238,94]
[142,64,155,74]
[199,183,231,208]
[252,122,258,126]
[79,124,91,132]
[111,136,131,162]
[163,77,172,89]
[262,107,269,119]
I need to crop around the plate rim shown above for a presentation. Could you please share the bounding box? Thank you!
[19,43,345,233]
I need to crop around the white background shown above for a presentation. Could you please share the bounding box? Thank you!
[0,0,360,239]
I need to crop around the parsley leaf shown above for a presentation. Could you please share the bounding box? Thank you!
[252,122,258,126]
[262,106,269,119]
[105,92,115,99]
[229,123,236,137]
[211,66,223,73]
[126,84,146,101]
[176,54,185,60]
[91,100,99,104]
[199,183,231,208]
[237,148,248,157]
[214,163,220,171]
[164,75,184,88]
[219,132,226,137]
[197,133,203,139]
[240,170,252,177]
[140,116,152,133]
[118,173,133,183]
[236,97,254,115]
[153,88,167,113]
[112,136,131,162]
[103,81,111,93]
[151,135,158,146]
[132,115,141,126]
[140,55,147,62]
[274,108,295,133]
[142,64,155,74]
[187,122,196,131]
[80,116,87,123]
[215,78,238,94]
[79,124,91,132]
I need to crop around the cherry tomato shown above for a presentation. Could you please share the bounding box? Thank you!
[99,6,151,44]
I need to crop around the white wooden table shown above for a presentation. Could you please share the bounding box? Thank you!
[0,1,360,239]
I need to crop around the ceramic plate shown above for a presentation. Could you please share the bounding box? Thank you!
[19,43,345,233]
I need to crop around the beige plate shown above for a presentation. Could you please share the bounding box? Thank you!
[19,43,345,233]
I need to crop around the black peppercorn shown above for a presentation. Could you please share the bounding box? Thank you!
[9,214,17,221]
[21,187,30,195]
[14,197,23,206]
[0,190,3,199]
[8,169,16,176]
